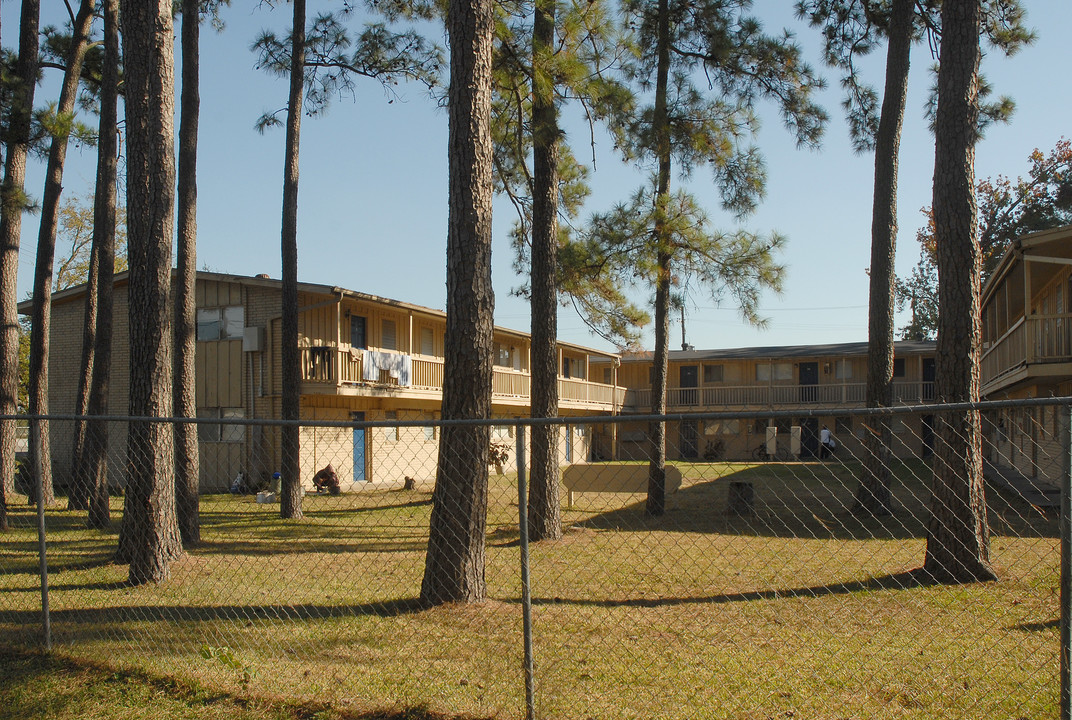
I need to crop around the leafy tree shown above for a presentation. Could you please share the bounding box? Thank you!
[118,0,184,584]
[420,0,496,605]
[925,0,996,584]
[253,2,441,521]
[0,0,42,529]
[897,138,1072,339]
[595,0,826,516]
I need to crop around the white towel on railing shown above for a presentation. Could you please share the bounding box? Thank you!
[362,350,412,386]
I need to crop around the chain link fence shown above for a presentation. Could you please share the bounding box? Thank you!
[0,398,1065,719]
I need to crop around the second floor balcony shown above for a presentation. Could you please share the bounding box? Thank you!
[982,314,1072,392]
[299,346,625,411]
[623,380,936,412]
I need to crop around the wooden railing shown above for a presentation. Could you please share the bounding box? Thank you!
[300,347,621,407]
[624,381,936,411]
[982,314,1072,387]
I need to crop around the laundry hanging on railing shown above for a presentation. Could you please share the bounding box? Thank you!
[362,350,412,387]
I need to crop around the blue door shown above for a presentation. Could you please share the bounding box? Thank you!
[352,412,366,482]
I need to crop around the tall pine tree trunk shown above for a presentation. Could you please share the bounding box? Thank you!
[856,0,913,516]
[67,212,100,511]
[119,0,183,584]
[0,0,41,529]
[279,0,306,521]
[645,0,672,518]
[925,0,996,584]
[26,0,96,507]
[85,0,120,531]
[421,0,495,605]
[175,0,201,545]
[527,0,562,542]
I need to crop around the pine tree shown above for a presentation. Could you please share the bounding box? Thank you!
[598,0,826,515]
[420,0,496,605]
[0,0,41,530]
[925,0,996,584]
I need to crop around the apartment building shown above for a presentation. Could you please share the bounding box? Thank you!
[592,341,938,462]
[32,271,624,492]
[980,224,1072,482]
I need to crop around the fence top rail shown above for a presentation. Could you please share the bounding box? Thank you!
[3,395,1070,431]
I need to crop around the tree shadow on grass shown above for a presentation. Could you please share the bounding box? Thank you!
[529,568,946,609]
[0,597,431,635]
[570,460,1058,541]
[1009,618,1058,633]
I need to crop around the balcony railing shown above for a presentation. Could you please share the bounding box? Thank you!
[982,314,1072,387]
[623,380,936,411]
[299,347,624,408]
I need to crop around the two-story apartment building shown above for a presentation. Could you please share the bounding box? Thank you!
[980,224,1072,482]
[34,271,625,492]
[591,341,938,462]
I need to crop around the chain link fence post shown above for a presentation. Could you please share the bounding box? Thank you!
[1062,403,1071,720]
[516,424,536,720]
[34,422,52,652]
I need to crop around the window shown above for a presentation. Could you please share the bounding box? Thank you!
[424,412,436,441]
[495,343,511,368]
[381,319,397,351]
[603,367,612,385]
[892,358,905,378]
[835,416,852,436]
[196,306,243,340]
[757,363,791,381]
[221,408,246,443]
[197,407,245,442]
[703,364,724,383]
[420,327,434,356]
[383,411,398,441]
[835,359,853,379]
[350,315,367,348]
[513,348,522,372]
[705,419,739,435]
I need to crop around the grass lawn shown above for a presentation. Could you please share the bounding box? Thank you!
[0,459,1059,719]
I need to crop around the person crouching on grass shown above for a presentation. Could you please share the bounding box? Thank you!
[312,464,340,494]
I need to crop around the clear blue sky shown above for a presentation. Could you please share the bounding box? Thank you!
[4,1,1070,355]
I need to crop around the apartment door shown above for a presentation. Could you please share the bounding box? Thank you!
[922,414,934,458]
[679,419,699,459]
[922,358,936,400]
[351,412,366,482]
[679,365,698,406]
[799,362,819,402]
